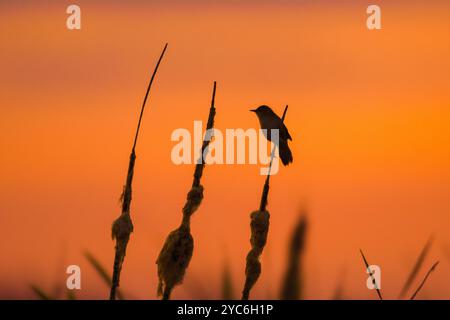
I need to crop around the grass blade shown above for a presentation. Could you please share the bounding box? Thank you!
[359,249,382,300]
[398,236,433,299]
[84,251,124,300]
[66,290,77,300]
[222,261,234,300]
[30,285,52,300]
[410,261,439,300]
[280,214,307,300]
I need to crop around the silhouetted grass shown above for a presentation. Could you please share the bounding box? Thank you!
[280,213,308,300]
[84,251,124,300]
[30,285,52,300]
[410,261,439,300]
[398,236,433,299]
[332,268,347,300]
[222,261,234,300]
[66,290,77,300]
[359,249,382,300]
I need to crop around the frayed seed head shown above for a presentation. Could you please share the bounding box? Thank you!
[156,226,194,299]
[249,210,270,251]
[242,210,270,300]
[112,213,133,241]
[243,250,261,296]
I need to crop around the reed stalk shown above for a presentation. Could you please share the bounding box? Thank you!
[109,43,168,300]
[156,82,217,300]
[241,105,289,300]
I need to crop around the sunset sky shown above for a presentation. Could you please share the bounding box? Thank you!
[0,0,449,299]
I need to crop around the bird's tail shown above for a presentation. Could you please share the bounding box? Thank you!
[278,140,293,166]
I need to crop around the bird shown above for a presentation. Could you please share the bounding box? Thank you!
[251,105,293,166]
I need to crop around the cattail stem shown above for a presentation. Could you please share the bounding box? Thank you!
[156,82,217,300]
[110,43,168,300]
[132,43,168,150]
[259,105,288,211]
[242,105,289,300]
[192,82,216,188]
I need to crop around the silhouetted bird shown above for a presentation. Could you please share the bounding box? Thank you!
[251,105,293,166]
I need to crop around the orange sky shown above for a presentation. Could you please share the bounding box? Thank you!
[0,1,449,299]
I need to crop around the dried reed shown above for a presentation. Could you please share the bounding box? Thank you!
[110,43,168,300]
[280,213,308,300]
[156,82,217,300]
[241,105,289,300]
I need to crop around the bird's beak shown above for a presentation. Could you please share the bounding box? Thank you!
[250,109,257,112]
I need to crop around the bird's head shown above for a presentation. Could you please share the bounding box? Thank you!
[250,105,273,117]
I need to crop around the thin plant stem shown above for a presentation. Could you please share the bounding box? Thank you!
[110,43,168,300]
[242,105,289,300]
[156,82,217,300]
[359,249,383,300]
[259,105,288,211]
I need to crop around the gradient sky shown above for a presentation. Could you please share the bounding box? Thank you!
[0,0,449,299]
